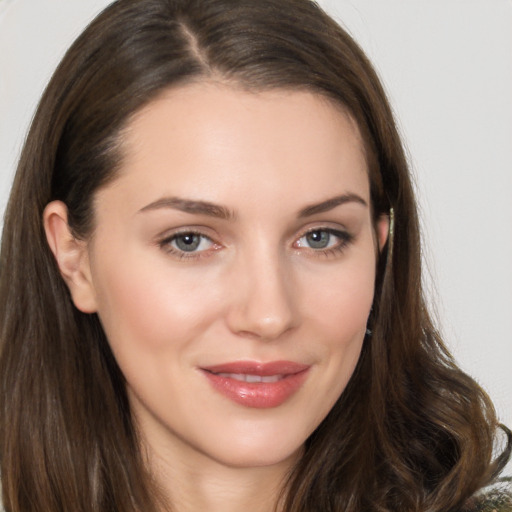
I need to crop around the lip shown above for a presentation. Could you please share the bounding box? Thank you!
[200,360,310,409]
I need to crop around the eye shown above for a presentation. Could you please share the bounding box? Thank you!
[294,228,352,254]
[172,233,208,252]
[303,230,333,249]
[159,231,218,257]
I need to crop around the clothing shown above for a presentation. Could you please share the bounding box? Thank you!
[464,478,512,512]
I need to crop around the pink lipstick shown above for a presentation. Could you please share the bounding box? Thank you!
[200,361,310,408]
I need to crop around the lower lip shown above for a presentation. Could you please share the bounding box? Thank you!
[201,369,310,408]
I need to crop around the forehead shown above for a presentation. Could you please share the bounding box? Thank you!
[108,82,370,213]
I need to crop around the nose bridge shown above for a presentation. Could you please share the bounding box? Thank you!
[226,239,298,340]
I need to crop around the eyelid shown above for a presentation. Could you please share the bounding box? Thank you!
[155,225,218,243]
[294,223,351,241]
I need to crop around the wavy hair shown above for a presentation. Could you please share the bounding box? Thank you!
[0,0,509,511]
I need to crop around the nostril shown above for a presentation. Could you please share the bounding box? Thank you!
[228,307,297,341]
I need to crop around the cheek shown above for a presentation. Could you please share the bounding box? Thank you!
[90,249,226,357]
[301,254,376,335]
[298,249,375,384]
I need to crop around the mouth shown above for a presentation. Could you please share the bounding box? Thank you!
[200,361,310,408]
[210,373,285,383]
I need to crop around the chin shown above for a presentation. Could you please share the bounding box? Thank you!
[210,442,304,470]
[196,418,310,470]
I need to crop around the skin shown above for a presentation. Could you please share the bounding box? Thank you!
[44,82,388,512]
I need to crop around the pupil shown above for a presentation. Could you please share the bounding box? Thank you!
[306,230,329,249]
[176,234,200,252]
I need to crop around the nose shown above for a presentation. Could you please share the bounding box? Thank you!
[225,248,299,341]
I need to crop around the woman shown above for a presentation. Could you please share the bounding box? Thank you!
[0,0,510,511]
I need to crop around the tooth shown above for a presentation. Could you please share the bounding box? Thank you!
[214,372,284,383]
[262,375,281,383]
[217,373,246,381]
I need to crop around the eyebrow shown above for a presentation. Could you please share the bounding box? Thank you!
[298,193,367,217]
[139,192,367,220]
[139,197,235,220]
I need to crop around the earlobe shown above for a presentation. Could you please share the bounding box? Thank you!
[43,201,98,313]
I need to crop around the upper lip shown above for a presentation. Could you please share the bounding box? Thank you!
[201,360,310,376]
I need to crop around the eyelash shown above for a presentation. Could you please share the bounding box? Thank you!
[158,227,354,261]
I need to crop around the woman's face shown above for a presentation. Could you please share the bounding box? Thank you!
[69,83,387,470]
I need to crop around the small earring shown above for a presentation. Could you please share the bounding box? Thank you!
[387,207,395,262]
[365,307,373,337]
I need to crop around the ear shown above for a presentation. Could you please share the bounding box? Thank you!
[376,213,390,253]
[43,201,98,313]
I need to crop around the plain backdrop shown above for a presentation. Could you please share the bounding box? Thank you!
[0,0,511,469]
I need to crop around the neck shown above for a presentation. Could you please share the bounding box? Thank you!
[143,437,299,512]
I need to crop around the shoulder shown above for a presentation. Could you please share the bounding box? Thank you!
[463,478,512,512]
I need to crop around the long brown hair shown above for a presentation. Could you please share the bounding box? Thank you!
[0,0,509,511]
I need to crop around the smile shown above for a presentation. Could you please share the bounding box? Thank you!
[200,361,310,408]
